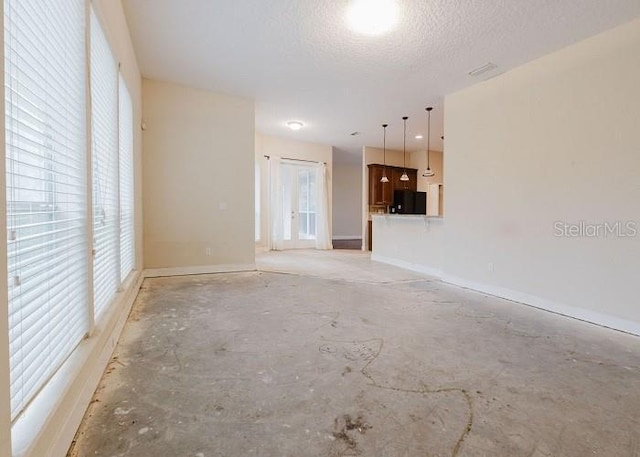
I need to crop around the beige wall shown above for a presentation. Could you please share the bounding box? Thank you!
[363,146,406,168]
[255,133,333,246]
[444,18,640,330]
[258,133,333,164]
[409,149,444,191]
[332,151,362,238]
[372,18,640,334]
[143,80,255,270]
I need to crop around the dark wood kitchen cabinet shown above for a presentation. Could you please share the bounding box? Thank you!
[368,164,417,205]
[368,164,393,204]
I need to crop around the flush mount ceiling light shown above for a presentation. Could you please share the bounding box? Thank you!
[415,135,423,140]
[346,0,399,36]
[287,121,304,131]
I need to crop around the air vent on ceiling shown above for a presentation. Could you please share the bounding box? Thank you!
[468,62,498,77]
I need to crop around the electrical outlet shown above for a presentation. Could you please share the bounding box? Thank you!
[205,247,212,256]
[488,262,495,272]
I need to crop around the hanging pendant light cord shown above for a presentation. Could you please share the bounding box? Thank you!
[426,107,432,170]
[402,116,408,171]
[383,124,387,175]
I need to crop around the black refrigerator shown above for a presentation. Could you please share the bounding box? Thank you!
[393,190,426,215]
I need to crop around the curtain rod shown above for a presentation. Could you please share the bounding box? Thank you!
[263,155,326,165]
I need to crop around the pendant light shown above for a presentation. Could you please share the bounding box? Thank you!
[400,116,409,181]
[380,124,389,183]
[422,107,435,178]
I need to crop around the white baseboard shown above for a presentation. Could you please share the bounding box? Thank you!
[371,254,443,279]
[332,235,362,241]
[14,271,144,457]
[372,253,640,336]
[144,263,256,278]
[441,273,640,337]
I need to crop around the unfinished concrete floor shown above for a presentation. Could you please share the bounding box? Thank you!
[69,250,640,457]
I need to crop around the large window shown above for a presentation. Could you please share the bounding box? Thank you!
[3,0,137,421]
[91,8,120,318]
[5,0,88,418]
[279,163,318,248]
[297,168,317,240]
[119,75,134,281]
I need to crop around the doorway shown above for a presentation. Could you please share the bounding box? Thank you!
[281,163,317,249]
[267,156,331,251]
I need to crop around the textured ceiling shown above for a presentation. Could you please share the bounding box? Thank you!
[122,0,640,156]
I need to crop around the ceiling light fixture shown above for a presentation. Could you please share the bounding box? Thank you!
[415,135,423,140]
[287,121,304,131]
[422,107,435,178]
[381,124,389,183]
[346,0,399,36]
[400,116,409,182]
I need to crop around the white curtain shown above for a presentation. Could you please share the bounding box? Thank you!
[268,157,284,250]
[315,163,333,250]
[268,158,332,251]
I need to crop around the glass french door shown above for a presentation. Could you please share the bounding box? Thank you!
[281,163,317,249]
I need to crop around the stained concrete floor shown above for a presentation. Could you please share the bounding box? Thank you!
[69,250,640,457]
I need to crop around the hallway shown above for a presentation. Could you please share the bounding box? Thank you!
[69,251,640,457]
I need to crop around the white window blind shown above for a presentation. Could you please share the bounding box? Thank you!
[118,75,134,281]
[90,8,119,318]
[4,0,88,418]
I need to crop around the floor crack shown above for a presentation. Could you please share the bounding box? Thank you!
[326,337,475,457]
